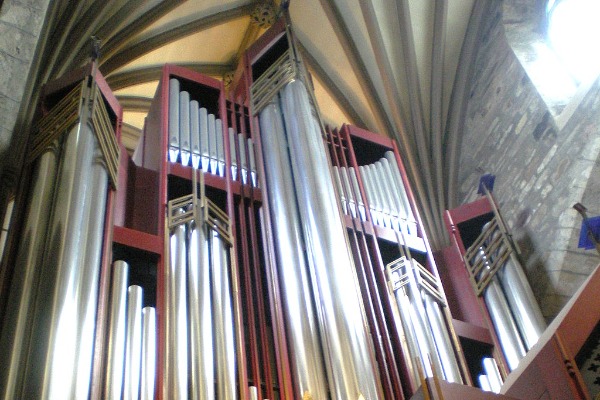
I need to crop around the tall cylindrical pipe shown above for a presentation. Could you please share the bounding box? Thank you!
[422,291,462,383]
[498,253,546,350]
[0,144,59,400]
[391,284,427,384]
[405,272,444,378]
[188,220,214,400]
[166,218,188,399]
[281,79,382,399]
[482,269,526,370]
[169,79,180,163]
[179,91,191,166]
[482,357,502,393]
[73,138,109,399]
[124,285,143,400]
[22,122,96,400]
[105,260,129,399]
[259,100,328,400]
[211,231,236,400]
[141,307,156,400]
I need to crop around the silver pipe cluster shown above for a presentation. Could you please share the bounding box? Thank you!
[345,154,418,236]
[168,79,258,187]
[168,78,223,176]
[164,207,236,400]
[387,257,462,384]
[104,261,156,400]
[468,221,546,371]
[232,129,258,187]
[0,97,113,400]
[258,77,382,399]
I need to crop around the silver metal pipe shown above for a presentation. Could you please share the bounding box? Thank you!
[211,231,236,400]
[124,285,143,400]
[364,164,384,226]
[384,151,417,235]
[73,139,109,399]
[190,100,201,169]
[166,218,188,399]
[478,374,491,391]
[391,283,427,384]
[422,291,462,383]
[348,167,366,221]
[229,128,238,181]
[375,161,400,231]
[141,307,156,400]
[340,167,357,219]
[368,163,392,228]
[238,133,248,185]
[479,249,526,371]
[358,166,380,225]
[179,91,191,166]
[216,118,225,177]
[22,122,96,400]
[169,78,180,163]
[105,260,129,400]
[208,114,217,174]
[188,220,214,400]
[332,166,347,215]
[0,145,59,400]
[200,107,209,171]
[485,279,526,370]
[498,253,546,350]
[281,79,382,399]
[248,138,257,187]
[249,386,258,400]
[482,357,502,393]
[380,158,408,234]
[258,100,328,400]
[405,267,444,379]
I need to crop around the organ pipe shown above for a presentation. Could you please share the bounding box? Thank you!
[22,121,98,399]
[124,285,143,400]
[73,139,110,399]
[166,211,188,399]
[105,261,129,399]
[211,230,237,400]
[466,217,546,371]
[188,218,214,400]
[259,99,328,399]
[277,78,382,399]
[141,307,156,400]
[0,145,59,400]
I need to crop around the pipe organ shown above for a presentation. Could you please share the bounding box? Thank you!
[0,17,552,400]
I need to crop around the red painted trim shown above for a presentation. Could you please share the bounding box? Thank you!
[112,226,163,255]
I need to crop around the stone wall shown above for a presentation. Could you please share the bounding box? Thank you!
[458,2,600,320]
[0,0,49,154]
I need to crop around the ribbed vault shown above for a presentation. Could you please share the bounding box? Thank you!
[10,0,482,249]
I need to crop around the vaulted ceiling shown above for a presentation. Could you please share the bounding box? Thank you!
[27,0,488,248]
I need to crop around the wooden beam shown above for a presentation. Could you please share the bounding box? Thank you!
[105,63,233,91]
[100,3,255,75]
[296,39,366,129]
